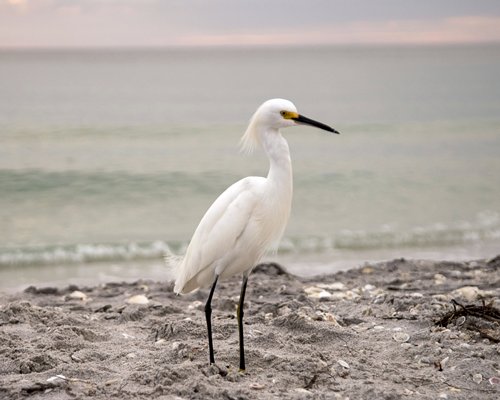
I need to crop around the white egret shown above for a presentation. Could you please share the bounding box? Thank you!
[173,98,338,371]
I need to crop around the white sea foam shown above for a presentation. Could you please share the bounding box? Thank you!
[1,212,498,267]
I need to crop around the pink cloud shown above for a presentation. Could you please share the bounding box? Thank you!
[176,16,500,47]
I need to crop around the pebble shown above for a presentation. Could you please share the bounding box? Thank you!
[472,373,483,384]
[126,353,136,358]
[126,294,149,305]
[337,359,350,369]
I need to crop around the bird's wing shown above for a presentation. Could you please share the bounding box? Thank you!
[174,177,263,293]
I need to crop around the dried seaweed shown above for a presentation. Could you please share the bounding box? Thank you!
[436,299,500,342]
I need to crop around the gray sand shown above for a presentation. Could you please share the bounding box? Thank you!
[1,257,499,399]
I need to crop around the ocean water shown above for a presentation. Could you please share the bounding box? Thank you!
[1,45,499,289]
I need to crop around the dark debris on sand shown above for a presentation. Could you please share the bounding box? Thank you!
[0,257,499,399]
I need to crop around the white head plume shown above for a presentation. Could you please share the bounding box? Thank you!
[240,98,298,154]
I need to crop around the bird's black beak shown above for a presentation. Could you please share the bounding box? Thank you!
[293,114,340,134]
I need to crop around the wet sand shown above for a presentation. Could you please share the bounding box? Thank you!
[1,257,499,399]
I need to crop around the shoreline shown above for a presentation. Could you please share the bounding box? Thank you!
[1,256,499,399]
[1,238,499,293]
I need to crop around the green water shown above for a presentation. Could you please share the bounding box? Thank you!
[0,45,499,287]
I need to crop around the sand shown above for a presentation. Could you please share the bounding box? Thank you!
[1,257,499,399]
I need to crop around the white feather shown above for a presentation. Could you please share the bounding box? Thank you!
[173,99,327,295]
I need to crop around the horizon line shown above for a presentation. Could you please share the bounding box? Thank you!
[2,40,500,52]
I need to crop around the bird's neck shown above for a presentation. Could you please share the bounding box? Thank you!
[261,128,293,189]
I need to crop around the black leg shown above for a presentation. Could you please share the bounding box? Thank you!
[237,274,249,371]
[205,275,219,365]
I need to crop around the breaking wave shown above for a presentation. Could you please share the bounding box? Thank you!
[1,212,498,267]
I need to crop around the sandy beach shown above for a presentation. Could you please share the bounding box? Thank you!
[1,256,499,399]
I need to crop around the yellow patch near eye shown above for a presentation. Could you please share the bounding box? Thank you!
[280,111,299,120]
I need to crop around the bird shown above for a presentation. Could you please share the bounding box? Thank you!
[172,98,338,371]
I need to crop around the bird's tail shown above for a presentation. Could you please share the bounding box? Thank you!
[163,250,183,286]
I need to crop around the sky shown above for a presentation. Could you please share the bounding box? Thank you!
[1,0,500,48]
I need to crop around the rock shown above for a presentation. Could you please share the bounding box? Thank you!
[337,359,350,369]
[473,373,483,384]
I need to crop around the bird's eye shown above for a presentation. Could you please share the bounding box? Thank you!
[280,111,286,117]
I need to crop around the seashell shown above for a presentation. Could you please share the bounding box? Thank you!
[250,383,265,390]
[68,291,87,300]
[317,282,345,291]
[393,332,410,343]
[47,375,67,383]
[126,294,149,305]
[489,376,500,385]
[303,286,331,298]
[187,300,203,310]
[324,313,341,326]
[452,286,480,302]
[434,274,447,285]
